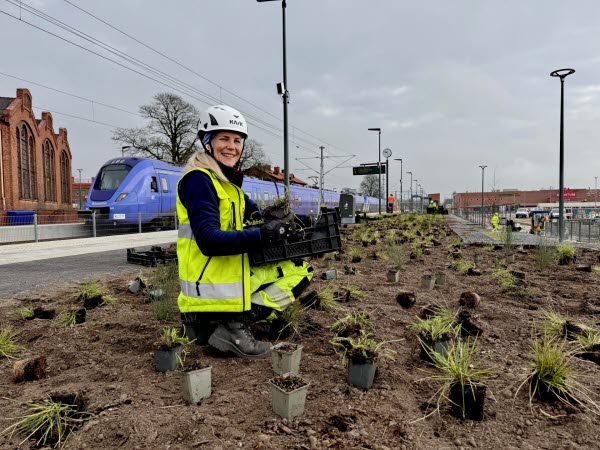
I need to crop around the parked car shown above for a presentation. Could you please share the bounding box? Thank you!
[549,208,572,219]
[515,208,530,218]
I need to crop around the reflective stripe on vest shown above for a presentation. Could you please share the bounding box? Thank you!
[180,279,244,300]
[250,283,292,310]
[178,223,193,240]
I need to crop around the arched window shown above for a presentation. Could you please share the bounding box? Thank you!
[60,150,70,204]
[43,140,56,202]
[18,124,36,199]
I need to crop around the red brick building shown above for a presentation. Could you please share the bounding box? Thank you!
[0,88,73,214]
[452,188,598,209]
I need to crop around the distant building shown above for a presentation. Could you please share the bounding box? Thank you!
[71,176,94,210]
[452,188,597,210]
[244,164,307,186]
[0,88,74,216]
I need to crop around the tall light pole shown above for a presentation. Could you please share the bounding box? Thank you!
[394,158,402,213]
[121,145,132,157]
[414,179,418,213]
[257,0,290,188]
[77,168,83,210]
[479,165,487,228]
[383,148,392,212]
[594,176,598,212]
[368,127,382,213]
[550,68,575,242]
[407,171,413,212]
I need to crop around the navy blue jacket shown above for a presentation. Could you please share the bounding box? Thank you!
[179,171,262,257]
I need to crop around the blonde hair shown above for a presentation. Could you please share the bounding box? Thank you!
[183,150,228,182]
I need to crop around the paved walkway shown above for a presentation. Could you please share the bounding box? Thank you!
[0,230,177,266]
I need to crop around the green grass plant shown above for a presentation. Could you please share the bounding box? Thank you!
[349,247,362,259]
[410,307,460,342]
[0,324,20,359]
[57,310,79,328]
[482,244,495,252]
[0,395,92,448]
[542,310,569,339]
[449,258,473,274]
[535,239,557,270]
[557,242,576,264]
[150,263,179,321]
[448,237,462,249]
[330,310,374,337]
[346,285,365,300]
[279,302,309,338]
[577,329,600,349]
[77,281,118,306]
[502,226,514,252]
[385,241,405,269]
[492,266,516,287]
[330,330,399,364]
[422,338,492,418]
[316,285,342,312]
[517,337,600,414]
[17,307,34,319]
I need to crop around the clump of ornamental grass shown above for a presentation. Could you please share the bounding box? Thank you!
[149,263,179,321]
[1,394,92,448]
[557,242,576,264]
[420,338,492,419]
[449,258,473,275]
[77,281,118,306]
[542,310,569,339]
[56,310,83,328]
[279,302,310,338]
[502,226,514,252]
[577,329,600,349]
[0,324,20,359]
[411,243,424,259]
[517,337,600,414]
[330,310,374,338]
[410,306,460,343]
[314,285,342,312]
[386,241,405,269]
[17,307,34,319]
[345,284,365,301]
[330,330,399,364]
[482,244,495,252]
[156,326,191,349]
[349,247,362,259]
[492,266,516,287]
[592,266,600,274]
[448,237,462,250]
[535,238,557,270]
[502,286,539,299]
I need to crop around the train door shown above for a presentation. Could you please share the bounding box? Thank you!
[142,174,160,221]
[158,174,174,214]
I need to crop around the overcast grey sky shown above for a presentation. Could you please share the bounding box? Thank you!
[2,0,600,200]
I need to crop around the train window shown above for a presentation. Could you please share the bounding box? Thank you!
[150,177,158,193]
[245,191,252,199]
[297,196,302,205]
[161,177,168,193]
[264,191,270,203]
[97,164,132,190]
[272,194,277,202]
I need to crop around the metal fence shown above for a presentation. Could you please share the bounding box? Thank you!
[0,212,178,244]
[544,219,600,243]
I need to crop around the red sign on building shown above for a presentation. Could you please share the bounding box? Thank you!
[556,189,576,198]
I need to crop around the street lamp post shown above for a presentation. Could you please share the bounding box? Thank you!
[257,0,290,188]
[595,176,598,212]
[77,168,83,210]
[407,171,413,212]
[414,179,418,213]
[394,158,402,213]
[368,128,382,214]
[479,165,487,228]
[383,148,392,212]
[550,68,575,242]
[121,145,132,157]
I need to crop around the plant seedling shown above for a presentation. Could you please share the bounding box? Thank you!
[557,242,576,265]
[0,324,20,359]
[330,310,374,338]
[0,393,92,448]
[17,307,34,319]
[278,302,310,338]
[448,258,473,275]
[421,338,492,420]
[516,337,600,414]
[535,239,557,270]
[77,281,118,307]
[330,330,400,365]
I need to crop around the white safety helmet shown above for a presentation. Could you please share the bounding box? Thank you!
[197,105,248,140]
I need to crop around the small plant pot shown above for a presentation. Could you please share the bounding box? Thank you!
[269,373,309,419]
[505,254,515,264]
[396,291,416,309]
[419,337,450,362]
[347,362,377,390]
[351,256,362,263]
[421,275,435,290]
[82,295,103,309]
[181,366,212,404]
[154,345,183,372]
[435,272,447,285]
[387,270,401,283]
[334,253,341,261]
[13,356,48,383]
[128,277,146,294]
[449,383,486,421]
[74,308,86,324]
[272,342,303,375]
[321,270,337,280]
[148,288,166,302]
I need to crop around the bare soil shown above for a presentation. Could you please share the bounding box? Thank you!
[2,218,600,450]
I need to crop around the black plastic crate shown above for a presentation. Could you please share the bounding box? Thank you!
[249,211,342,265]
[127,245,178,267]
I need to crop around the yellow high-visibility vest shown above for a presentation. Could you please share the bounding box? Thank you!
[176,168,251,313]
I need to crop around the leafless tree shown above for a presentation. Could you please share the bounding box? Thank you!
[239,139,271,173]
[112,93,199,165]
[359,174,380,197]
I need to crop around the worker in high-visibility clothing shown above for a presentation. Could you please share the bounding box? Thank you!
[491,212,500,231]
[177,105,313,358]
[387,194,395,213]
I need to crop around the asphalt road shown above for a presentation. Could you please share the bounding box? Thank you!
[0,249,139,298]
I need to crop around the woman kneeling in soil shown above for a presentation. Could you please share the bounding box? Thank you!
[176,105,313,358]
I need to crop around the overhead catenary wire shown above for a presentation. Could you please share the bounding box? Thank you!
[1,0,344,161]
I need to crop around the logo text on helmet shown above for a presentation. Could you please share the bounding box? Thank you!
[230,120,244,127]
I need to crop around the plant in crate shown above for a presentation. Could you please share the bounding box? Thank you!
[421,338,492,421]
[153,327,192,373]
[330,330,400,390]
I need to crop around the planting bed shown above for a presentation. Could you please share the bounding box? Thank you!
[2,214,600,449]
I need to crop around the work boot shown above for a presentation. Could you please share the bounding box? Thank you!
[208,321,271,358]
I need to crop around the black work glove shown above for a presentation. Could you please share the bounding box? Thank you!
[260,220,287,244]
